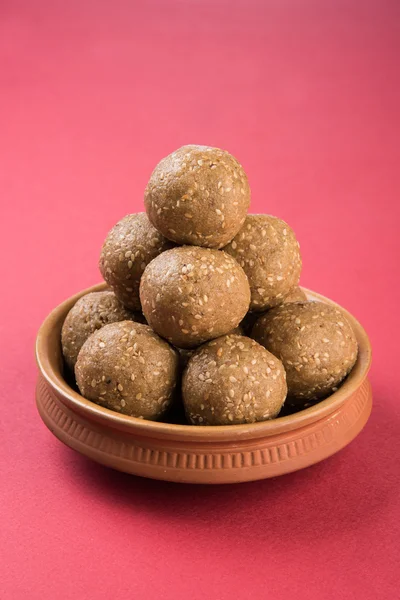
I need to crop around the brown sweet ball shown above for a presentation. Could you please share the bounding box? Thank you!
[182,335,287,425]
[140,247,250,348]
[144,145,250,249]
[75,321,179,419]
[99,213,174,311]
[223,215,302,311]
[240,287,308,335]
[61,291,143,371]
[251,301,358,403]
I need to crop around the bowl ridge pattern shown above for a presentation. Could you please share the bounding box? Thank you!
[36,375,372,482]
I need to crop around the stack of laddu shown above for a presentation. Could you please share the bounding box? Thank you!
[61,145,358,425]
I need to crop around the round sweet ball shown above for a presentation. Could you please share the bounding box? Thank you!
[223,215,302,311]
[144,145,250,249]
[75,321,179,419]
[140,246,250,348]
[61,291,143,371]
[251,302,358,403]
[182,335,287,425]
[99,213,174,311]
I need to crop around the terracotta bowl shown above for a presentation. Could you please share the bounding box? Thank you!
[35,283,372,484]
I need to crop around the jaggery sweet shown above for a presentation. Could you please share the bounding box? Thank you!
[75,321,179,419]
[144,145,250,248]
[182,334,287,425]
[140,246,250,348]
[251,301,358,403]
[223,215,302,311]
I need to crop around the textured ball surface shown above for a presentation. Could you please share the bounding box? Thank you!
[61,291,141,370]
[251,301,358,403]
[140,246,251,348]
[182,334,287,425]
[99,213,174,311]
[75,321,179,419]
[144,145,250,248]
[240,287,308,335]
[223,215,302,311]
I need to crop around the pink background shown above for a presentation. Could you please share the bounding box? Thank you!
[1,1,399,598]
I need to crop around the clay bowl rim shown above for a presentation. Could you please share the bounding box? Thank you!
[36,283,371,442]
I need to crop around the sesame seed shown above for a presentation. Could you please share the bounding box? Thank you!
[323,338,330,343]
[229,389,235,398]
[99,342,105,348]
[194,314,202,319]
[91,379,96,388]
[136,393,142,400]
[228,414,234,422]
[117,384,123,391]
[229,376,237,383]
[130,374,135,381]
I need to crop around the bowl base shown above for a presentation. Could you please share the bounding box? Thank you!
[36,376,372,484]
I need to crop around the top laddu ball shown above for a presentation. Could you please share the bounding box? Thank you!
[144,145,251,248]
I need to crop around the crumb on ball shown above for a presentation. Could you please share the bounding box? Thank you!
[223,215,302,311]
[144,145,251,248]
[75,321,179,419]
[140,246,251,348]
[182,334,287,425]
[61,291,143,371]
[99,213,174,311]
[251,301,358,403]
